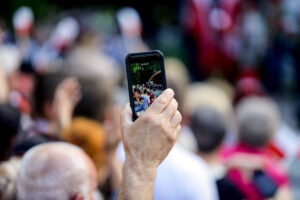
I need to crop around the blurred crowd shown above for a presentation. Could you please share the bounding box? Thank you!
[0,0,300,199]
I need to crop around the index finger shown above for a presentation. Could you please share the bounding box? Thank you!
[147,88,174,114]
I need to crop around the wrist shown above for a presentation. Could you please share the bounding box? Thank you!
[123,157,157,182]
[119,158,158,200]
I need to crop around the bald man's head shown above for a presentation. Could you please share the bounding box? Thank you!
[17,142,97,200]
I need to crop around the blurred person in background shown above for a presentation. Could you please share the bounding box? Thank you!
[191,107,244,200]
[164,57,197,152]
[223,96,292,200]
[234,74,300,160]
[33,17,80,72]
[24,72,79,136]
[0,104,22,200]
[11,72,80,155]
[1,14,34,115]
[66,31,121,87]
[0,104,21,161]
[16,142,102,200]
[184,82,235,146]
[61,76,122,200]
[26,72,66,137]
[116,7,149,54]
[13,6,38,73]
[182,0,242,81]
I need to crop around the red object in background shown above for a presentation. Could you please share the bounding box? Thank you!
[223,143,289,200]
[16,23,33,38]
[9,72,34,114]
[19,95,31,114]
[234,69,266,104]
[266,142,285,160]
[184,0,241,80]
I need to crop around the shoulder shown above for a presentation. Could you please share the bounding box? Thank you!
[155,145,219,200]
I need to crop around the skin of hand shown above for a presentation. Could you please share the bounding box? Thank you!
[224,153,266,180]
[118,88,182,200]
[102,105,123,190]
[225,153,265,171]
[53,77,81,133]
[272,186,293,200]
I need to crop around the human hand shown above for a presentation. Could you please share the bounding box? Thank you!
[53,77,81,133]
[103,105,123,152]
[119,88,182,200]
[225,153,265,171]
[269,186,293,200]
[121,88,182,169]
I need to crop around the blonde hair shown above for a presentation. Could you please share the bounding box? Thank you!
[0,157,21,200]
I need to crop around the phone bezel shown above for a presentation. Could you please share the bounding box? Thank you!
[125,50,167,121]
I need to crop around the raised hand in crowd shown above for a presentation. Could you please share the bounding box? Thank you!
[119,88,182,200]
[53,77,81,133]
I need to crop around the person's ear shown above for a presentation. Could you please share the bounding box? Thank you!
[71,193,83,200]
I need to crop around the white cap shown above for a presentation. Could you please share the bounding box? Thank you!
[117,7,142,38]
[13,6,34,30]
[51,17,80,45]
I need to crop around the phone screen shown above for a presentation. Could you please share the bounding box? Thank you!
[127,51,166,119]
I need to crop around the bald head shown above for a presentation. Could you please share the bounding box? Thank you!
[17,142,97,200]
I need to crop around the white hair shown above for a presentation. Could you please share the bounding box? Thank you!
[17,142,95,200]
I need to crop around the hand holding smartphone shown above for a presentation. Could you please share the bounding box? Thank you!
[126,50,167,120]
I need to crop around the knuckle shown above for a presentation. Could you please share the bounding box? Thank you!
[158,98,167,106]
[143,114,153,123]
[166,132,177,143]
[165,88,174,97]
[161,124,168,132]
[153,119,162,128]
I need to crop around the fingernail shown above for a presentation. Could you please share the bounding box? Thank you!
[166,88,174,96]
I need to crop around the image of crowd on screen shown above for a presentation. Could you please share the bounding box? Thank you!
[133,81,163,115]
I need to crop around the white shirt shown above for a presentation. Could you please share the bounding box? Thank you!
[117,144,219,200]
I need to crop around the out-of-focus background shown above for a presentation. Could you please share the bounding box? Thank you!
[0,0,300,200]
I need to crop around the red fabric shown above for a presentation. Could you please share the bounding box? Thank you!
[266,142,285,160]
[223,143,289,200]
[184,0,241,79]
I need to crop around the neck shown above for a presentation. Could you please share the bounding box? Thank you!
[197,150,219,165]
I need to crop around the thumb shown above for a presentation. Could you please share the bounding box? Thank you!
[121,103,133,129]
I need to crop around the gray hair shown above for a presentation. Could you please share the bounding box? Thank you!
[17,142,96,200]
[236,97,280,147]
[191,107,226,153]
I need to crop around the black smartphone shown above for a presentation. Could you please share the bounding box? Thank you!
[126,50,167,120]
